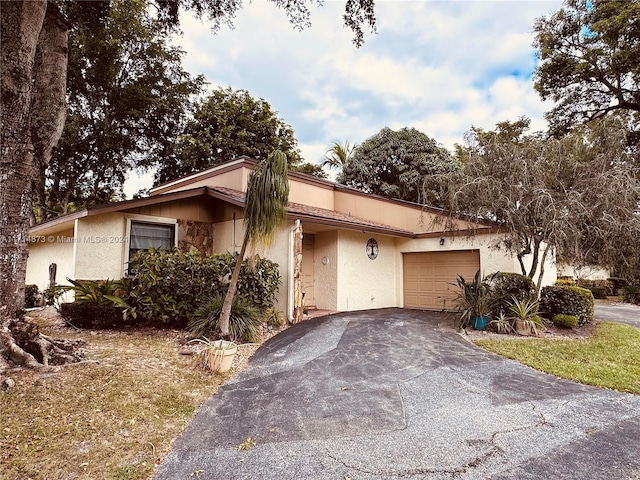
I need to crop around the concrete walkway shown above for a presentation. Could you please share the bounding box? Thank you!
[155,309,640,479]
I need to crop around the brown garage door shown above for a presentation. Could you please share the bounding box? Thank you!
[403,250,480,310]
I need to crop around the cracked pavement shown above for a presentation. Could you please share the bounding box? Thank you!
[155,309,640,479]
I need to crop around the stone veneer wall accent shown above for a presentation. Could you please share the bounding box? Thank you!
[177,220,214,256]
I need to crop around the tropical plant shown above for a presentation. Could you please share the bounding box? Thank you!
[190,296,261,343]
[321,141,356,171]
[507,296,543,336]
[452,269,491,330]
[218,150,290,337]
[66,278,137,320]
[489,312,514,334]
[486,272,538,316]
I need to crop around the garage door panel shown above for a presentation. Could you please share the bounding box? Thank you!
[403,250,480,310]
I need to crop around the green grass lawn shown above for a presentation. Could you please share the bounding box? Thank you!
[474,322,640,394]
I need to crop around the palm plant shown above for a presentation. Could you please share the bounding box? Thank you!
[217,150,290,337]
[320,141,356,171]
[190,295,261,343]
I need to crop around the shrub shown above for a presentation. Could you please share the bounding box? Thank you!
[622,286,640,305]
[189,296,261,343]
[25,284,40,308]
[44,284,67,308]
[608,277,629,294]
[540,285,594,327]
[555,278,577,287]
[60,302,127,329]
[127,249,280,326]
[576,279,614,299]
[263,307,286,329]
[553,314,578,329]
[487,272,538,316]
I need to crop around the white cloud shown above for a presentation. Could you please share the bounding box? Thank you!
[155,0,565,173]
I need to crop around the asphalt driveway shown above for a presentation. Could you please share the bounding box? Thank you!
[155,309,640,479]
[594,302,640,328]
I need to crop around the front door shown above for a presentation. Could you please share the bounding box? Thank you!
[301,234,315,307]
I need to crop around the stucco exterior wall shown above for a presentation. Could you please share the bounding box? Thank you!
[212,219,241,254]
[335,231,397,311]
[288,181,334,210]
[313,231,338,310]
[334,190,471,233]
[557,264,609,280]
[74,213,128,280]
[26,229,75,300]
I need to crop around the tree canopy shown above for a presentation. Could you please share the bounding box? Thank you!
[337,127,460,204]
[429,117,640,286]
[154,87,302,185]
[533,0,640,137]
[0,0,378,375]
[39,0,203,219]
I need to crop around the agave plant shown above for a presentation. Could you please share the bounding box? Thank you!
[507,295,543,335]
[489,312,513,334]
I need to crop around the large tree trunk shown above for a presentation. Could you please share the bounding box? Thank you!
[1,1,82,379]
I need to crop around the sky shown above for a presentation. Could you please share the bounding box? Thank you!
[124,0,564,197]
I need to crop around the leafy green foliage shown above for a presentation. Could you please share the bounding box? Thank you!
[41,0,203,219]
[488,312,513,334]
[127,249,280,326]
[190,296,261,343]
[452,270,491,330]
[263,307,286,329]
[290,162,329,178]
[540,285,594,326]
[622,285,640,305]
[576,279,614,299]
[533,0,640,137]
[431,117,640,287]
[243,150,290,247]
[338,127,460,205]
[43,284,67,310]
[321,141,357,171]
[553,314,579,329]
[24,285,39,308]
[155,88,301,184]
[507,296,543,335]
[487,272,538,316]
